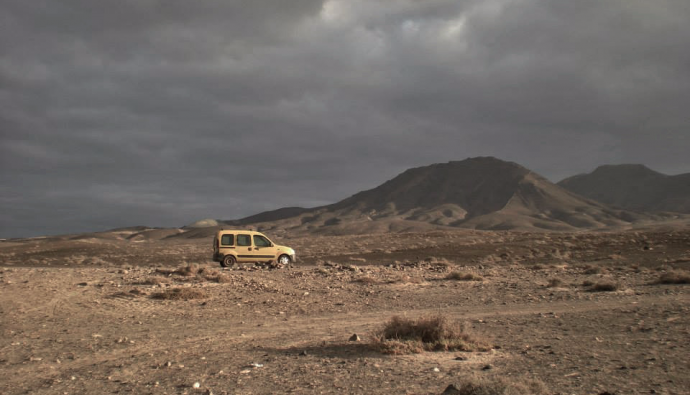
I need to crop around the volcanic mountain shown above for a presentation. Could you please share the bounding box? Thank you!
[215,157,658,235]
[558,164,690,213]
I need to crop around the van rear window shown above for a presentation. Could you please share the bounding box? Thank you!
[220,234,234,246]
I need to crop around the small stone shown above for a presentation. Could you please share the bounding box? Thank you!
[433,367,441,372]
[349,334,361,341]
[481,364,492,370]
[454,356,467,361]
[299,350,308,356]
[193,382,200,388]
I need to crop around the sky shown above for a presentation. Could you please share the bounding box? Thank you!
[2,0,689,238]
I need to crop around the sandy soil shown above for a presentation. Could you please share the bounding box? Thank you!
[1,228,689,394]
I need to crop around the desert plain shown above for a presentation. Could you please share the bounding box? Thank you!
[1,227,689,395]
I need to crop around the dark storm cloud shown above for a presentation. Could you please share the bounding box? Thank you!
[2,0,689,238]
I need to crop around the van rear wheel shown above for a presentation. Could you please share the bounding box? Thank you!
[221,255,236,268]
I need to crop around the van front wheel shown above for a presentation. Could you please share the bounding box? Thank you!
[277,254,291,265]
[221,255,236,268]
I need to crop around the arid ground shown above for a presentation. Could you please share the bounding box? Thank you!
[1,228,689,394]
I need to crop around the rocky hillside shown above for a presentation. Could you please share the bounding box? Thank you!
[558,165,690,213]
[226,157,660,235]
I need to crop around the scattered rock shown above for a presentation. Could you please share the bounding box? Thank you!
[481,364,492,370]
[349,334,361,341]
[441,384,461,394]
[299,350,308,356]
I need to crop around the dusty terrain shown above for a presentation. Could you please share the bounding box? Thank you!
[1,228,689,394]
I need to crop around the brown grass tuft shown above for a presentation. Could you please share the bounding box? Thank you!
[582,265,605,275]
[448,377,549,395]
[353,276,379,285]
[589,281,618,292]
[150,288,207,300]
[208,274,233,283]
[371,315,491,354]
[174,265,201,277]
[133,276,170,286]
[446,272,483,281]
[655,270,690,284]
[546,278,563,288]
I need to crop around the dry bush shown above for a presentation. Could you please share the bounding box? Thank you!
[174,265,202,277]
[583,265,606,275]
[154,265,201,277]
[655,270,690,284]
[353,276,379,285]
[446,377,548,395]
[207,274,233,283]
[155,265,231,283]
[546,278,563,288]
[446,272,483,281]
[151,288,207,300]
[133,276,170,286]
[371,315,491,354]
[390,274,425,284]
[589,281,618,292]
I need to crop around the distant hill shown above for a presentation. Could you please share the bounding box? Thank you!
[210,157,663,235]
[558,165,690,213]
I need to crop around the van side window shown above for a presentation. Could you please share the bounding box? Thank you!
[237,234,251,246]
[253,235,270,247]
[220,234,234,246]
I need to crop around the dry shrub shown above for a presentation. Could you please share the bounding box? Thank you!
[372,315,491,354]
[546,278,563,288]
[656,270,690,284]
[583,265,604,275]
[390,274,424,284]
[447,377,548,395]
[134,276,170,286]
[174,265,202,277]
[155,265,201,277]
[208,274,232,283]
[151,288,207,300]
[446,272,483,281]
[353,276,379,285]
[589,281,618,292]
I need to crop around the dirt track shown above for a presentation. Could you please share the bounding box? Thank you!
[1,229,689,394]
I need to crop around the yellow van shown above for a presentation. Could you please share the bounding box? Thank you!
[212,230,296,267]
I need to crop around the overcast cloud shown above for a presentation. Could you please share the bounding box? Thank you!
[2,0,689,238]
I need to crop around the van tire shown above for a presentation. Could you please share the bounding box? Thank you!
[278,254,291,265]
[221,255,236,268]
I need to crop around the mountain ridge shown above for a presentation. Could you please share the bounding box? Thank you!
[558,164,690,213]
[206,157,666,235]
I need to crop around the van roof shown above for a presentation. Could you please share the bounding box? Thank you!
[216,229,265,235]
